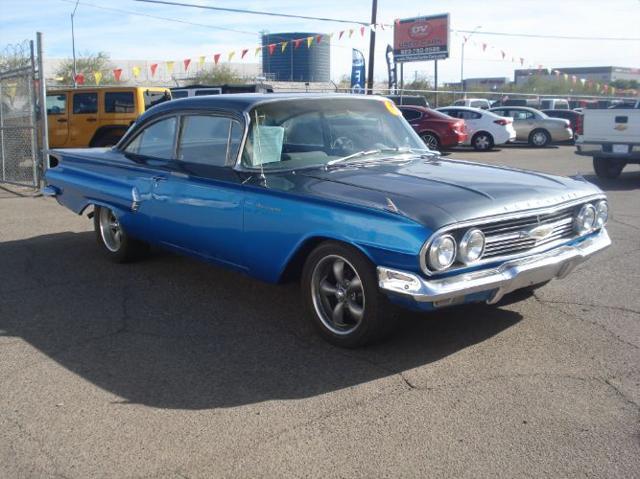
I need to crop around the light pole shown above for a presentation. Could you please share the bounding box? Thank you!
[71,0,80,87]
[460,25,481,96]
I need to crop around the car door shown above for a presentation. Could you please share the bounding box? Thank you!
[457,110,482,137]
[147,113,246,268]
[46,92,69,147]
[506,109,534,140]
[69,91,98,147]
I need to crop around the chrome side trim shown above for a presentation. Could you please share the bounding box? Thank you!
[419,194,606,276]
[380,228,611,305]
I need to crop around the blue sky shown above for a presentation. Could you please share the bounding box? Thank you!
[1,0,639,83]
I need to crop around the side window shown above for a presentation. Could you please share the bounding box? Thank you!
[460,110,481,120]
[171,90,188,99]
[400,109,422,121]
[125,116,177,159]
[105,92,135,113]
[178,115,241,166]
[439,109,455,118]
[511,110,533,120]
[72,92,97,114]
[492,109,507,117]
[46,94,66,115]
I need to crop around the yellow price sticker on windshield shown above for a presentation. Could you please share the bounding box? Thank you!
[384,99,401,116]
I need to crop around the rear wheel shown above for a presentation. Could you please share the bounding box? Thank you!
[420,132,440,151]
[302,241,397,348]
[471,132,494,151]
[593,157,625,179]
[94,206,148,262]
[529,129,550,147]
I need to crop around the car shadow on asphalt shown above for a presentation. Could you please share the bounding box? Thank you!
[583,171,640,192]
[0,231,522,410]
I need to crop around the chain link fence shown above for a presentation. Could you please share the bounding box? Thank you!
[0,40,39,188]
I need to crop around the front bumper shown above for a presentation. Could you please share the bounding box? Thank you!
[378,229,610,307]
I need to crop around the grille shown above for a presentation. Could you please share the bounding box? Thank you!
[482,206,576,259]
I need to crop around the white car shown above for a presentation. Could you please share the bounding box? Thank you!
[436,106,517,151]
[451,98,492,109]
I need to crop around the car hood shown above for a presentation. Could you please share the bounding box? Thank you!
[292,157,601,229]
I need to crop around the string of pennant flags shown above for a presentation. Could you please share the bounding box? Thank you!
[72,22,619,95]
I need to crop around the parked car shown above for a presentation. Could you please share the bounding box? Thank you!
[398,105,468,150]
[43,94,611,347]
[171,83,273,99]
[436,106,516,151]
[452,98,491,110]
[542,109,584,139]
[575,100,640,178]
[46,86,171,148]
[539,98,570,110]
[386,95,429,107]
[489,106,573,147]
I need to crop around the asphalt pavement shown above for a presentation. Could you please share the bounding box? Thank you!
[1,145,639,478]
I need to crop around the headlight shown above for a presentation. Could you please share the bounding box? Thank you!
[458,228,485,264]
[574,203,596,235]
[427,235,457,271]
[595,200,608,228]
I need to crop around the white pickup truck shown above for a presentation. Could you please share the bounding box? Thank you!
[575,100,640,178]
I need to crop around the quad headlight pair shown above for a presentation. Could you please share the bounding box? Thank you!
[574,200,608,235]
[427,228,485,271]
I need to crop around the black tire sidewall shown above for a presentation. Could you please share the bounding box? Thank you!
[593,157,624,179]
[301,241,395,348]
[421,133,440,150]
[472,132,493,151]
[93,206,142,262]
[529,129,550,147]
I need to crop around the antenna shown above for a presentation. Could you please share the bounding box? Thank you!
[254,109,267,185]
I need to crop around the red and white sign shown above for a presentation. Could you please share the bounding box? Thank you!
[393,14,450,62]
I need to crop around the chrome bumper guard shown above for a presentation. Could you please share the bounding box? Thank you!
[378,229,611,306]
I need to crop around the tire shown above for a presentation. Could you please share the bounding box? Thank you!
[420,132,440,151]
[93,206,148,263]
[302,241,397,348]
[471,132,494,151]
[593,157,625,179]
[529,129,550,147]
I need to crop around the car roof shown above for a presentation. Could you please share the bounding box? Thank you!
[438,106,485,112]
[490,106,538,112]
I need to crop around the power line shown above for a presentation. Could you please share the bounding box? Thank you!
[58,0,257,35]
[457,29,640,41]
[134,0,369,25]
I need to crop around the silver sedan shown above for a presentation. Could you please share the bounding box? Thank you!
[489,106,573,147]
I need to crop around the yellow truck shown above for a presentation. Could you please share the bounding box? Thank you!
[46,86,171,148]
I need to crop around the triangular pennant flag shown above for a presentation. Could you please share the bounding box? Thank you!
[281,42,288,53]
[501,50,506,59]
[166,61,174,74]
[563,73,569,80]
[519,57,524,66]
[183,58,191,71]
[213,53,221,65]
[93,71,102,85]
[198,56,206,68]
[293,38,302,49]
[241,48,249,59]
[255,46,262,56]
[316,34,323,44]
[74,73,85,85]
[611,87,616,95]
[349,29,354,38]
[113,68,123,82]
[228,51,235,61]
[554,70,560,76]
[132,66,141,78]
[537,64,543,71]
[482,43,487,52]
[380,24,385,31]
[339,30,345,40]
[307,36,313,48]
[150,63,158,77]
[268,43,277,55]
[360,26,365,36]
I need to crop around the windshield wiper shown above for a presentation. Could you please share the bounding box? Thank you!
[326,149,381,166]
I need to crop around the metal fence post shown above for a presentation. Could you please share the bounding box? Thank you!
[29,40,38,187]
[37,32,49,175]
[0,82,5,182]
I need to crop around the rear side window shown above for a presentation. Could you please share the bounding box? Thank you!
[46,94,66,115]
[491,109,507,117]
[458,110,481,120]
[509,110,534,120]
[178,115,242,166]
[470,100,487,109]
[439,109,455,117]
[73,92,97,114]
[125,116,177,159]
[104,92,135,113]
[400,109,422,121]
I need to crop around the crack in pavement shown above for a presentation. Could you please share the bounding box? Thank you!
[600,378,640,412]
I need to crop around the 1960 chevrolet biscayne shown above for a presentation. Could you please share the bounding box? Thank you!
[44,94,611,347]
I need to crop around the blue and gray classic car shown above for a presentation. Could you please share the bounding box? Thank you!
[44,94,611,347]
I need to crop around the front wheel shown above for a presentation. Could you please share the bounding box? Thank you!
[593,157,625,179]
[94,206,148,263]
[471,132,494,151]
[302,242,397,348]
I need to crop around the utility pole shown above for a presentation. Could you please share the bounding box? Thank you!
[366,0,377,94]
[71,0,80,87]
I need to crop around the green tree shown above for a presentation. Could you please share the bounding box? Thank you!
[188,65,244,85]
[54,51,114,85]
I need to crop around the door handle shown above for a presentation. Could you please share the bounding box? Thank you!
[87,118,97,122]
[57,118,67,123]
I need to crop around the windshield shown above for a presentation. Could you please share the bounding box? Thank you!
[240,97,427,170]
